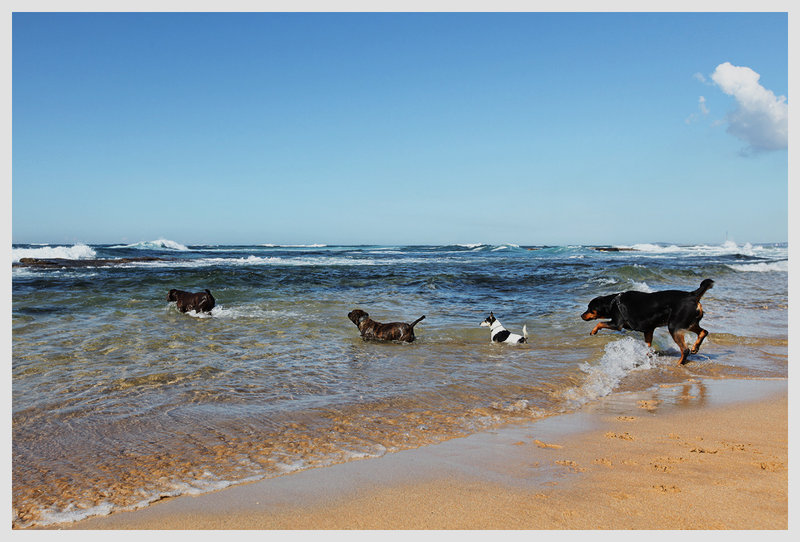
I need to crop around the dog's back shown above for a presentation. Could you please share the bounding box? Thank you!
[348,310,424,342]
[481,313,528,343]
[168,288,215,313]
[616,279,713,331]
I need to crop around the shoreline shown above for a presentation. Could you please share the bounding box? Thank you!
[56,376,788,530]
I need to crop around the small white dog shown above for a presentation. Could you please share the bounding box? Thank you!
[480,312,528,343]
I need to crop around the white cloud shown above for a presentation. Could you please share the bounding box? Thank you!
[693,72,707,84]
[698,96,709,115]
[685,96,709,124]
[710,62,788,153]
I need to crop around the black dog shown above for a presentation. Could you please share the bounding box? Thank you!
[348,309,425,342]
[167,289,216,314]
[581,279,714,364]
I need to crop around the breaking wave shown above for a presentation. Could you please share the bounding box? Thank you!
[624,240,770,257]
[726,260,788,273]
[12,243,96,262]
[261,243,327,248]
[113,239,189,251]
[561,337,664,407]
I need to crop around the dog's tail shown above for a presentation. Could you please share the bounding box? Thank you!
[410,315,426,328]
[692,279,714,300]
[522,324,528,339]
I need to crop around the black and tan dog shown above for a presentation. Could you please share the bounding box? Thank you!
[348,309,425,343]
[581,279,714,364]
[167,289,216,314]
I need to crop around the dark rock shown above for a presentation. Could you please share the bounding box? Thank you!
[14,257,171,268]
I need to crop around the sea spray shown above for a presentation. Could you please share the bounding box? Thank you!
[561,337,663,408]
[113,239,190,251]
[727,261,788,273]
[12,243,96,262]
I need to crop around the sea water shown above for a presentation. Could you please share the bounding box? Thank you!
[11,240,788,527]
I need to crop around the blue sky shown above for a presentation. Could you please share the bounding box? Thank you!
[12,12,789,246]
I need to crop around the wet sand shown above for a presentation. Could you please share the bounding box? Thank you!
[63,377,787,530]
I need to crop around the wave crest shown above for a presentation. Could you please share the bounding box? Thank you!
[624,241,762,257]
[114,239,189,251]
[261,243,327,248]
[726,260,788,273]
[12,243,96,262]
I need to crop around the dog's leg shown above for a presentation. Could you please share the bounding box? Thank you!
[643,329,654,348]
[590,321,620,335]
[670,329,689,364]
[688,323,708,354]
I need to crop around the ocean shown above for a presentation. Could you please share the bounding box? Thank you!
[11,240,788,528]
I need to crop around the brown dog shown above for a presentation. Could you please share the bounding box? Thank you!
[167,289,216,314]
[348,309,425,342]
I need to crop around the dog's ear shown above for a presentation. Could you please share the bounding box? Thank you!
[348,310,368,325]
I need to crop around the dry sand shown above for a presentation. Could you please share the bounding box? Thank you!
[63,378,788,530]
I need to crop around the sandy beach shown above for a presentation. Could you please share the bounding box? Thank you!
[60,377,787,530]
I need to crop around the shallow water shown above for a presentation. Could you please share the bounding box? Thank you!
[12,241,788,527]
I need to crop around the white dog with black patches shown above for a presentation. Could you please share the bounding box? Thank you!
[480,312,528,343]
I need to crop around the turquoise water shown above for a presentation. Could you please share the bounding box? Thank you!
[12,241,788,527]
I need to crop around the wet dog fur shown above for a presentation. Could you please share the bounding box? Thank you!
[167,289,216,314]
[581,279,714,364]
[348,309,425,342]
[480,312,528,343]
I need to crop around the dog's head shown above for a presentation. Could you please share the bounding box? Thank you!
[348,309,369,327]
[167,289,179,302]
[480,312,496,327]
[581,294,617,321]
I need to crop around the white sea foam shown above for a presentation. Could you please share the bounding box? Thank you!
[491,243,521,251]
[183,309,213,319]
[12,243,96,262]
[627,243,684,253]
[133,255,282,268]
[13,268,99,280]
[21,501,115,529]
[562,337,663,407]
[26,472,246,528]
[624,240,772,257]
[629,280,654,293]
[127,254,460,269]
[727,260,788,273]
[276,460,310,474]
[113,238,189,251]
[591,277,618,286]
[261,243,327,248]
[167,302,294,320]
[209,305,285,319]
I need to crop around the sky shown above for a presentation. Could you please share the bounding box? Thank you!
[11,11,790,246]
